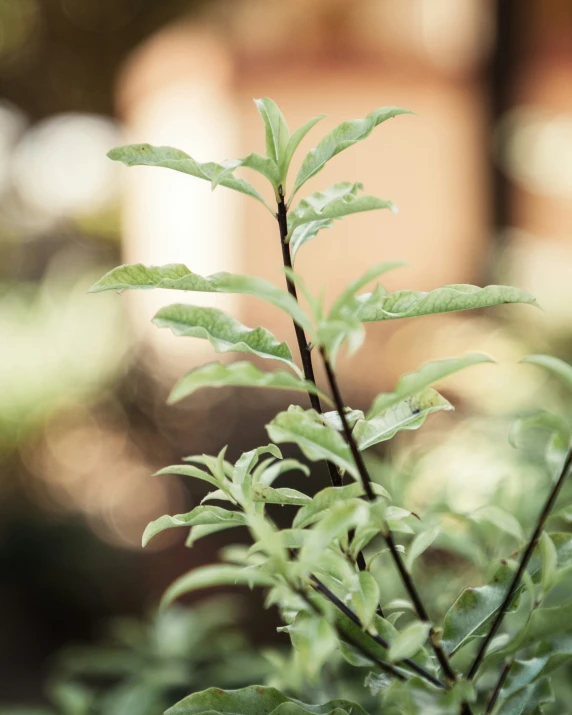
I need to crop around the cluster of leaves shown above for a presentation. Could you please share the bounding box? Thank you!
[4,602,269,715]
[88,99,572,714]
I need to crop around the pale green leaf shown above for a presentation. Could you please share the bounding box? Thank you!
[290,218,333,262]
[153,303,299,373]
[351,571,380,630]
[406,525,440,571]
[89,265,313,334]
[142,506,247,547]
[367,353,493,417]
[107,143,270,210]
[293,482,390,529]
[521,354,572,391]
[496,601,572,657]
[210,152,280,191]
[321,408,365,432]
[255,97,289,165]
[258,458,310,486]
[498,677,554,715]
[387,621,431,662]
[357,284,537,322]
[281,114,325,180]
[329,261,407,320]
[287,182,396,239]
[185,522,241,548]
[166,685,367,715]
[234,445,282,485]
[168,362,329,405]
[161,565,274,609]
[267,406,356,478]
[469,506,524,544]
[154,464,220,489]
[284,612,338,678]
[353,388,453,451]
[291,106,412,197]
[251,484,311,506]
[509,410,571,451]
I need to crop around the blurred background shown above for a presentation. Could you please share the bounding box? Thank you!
[1,0,572,711]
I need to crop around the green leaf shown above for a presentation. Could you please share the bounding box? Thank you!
[161,565,274,609]
[153,303,299,374]
[89,265,313,335]
[290,218,333,262]
[251,484,311,506]
[154,464,221,489]
[185,522,241,548]
[143,506,247,547]
[469,506,524,544]
[510,410,571,452]
[356,284,537,322]
[107,143,270,210]
[283,612,338,679]
[281,115,325,183]
[266,406,356,479]
[353,388,453,451]
[168,362,329,405]
[520,354,572,391]
[257,458,310,486]
[293,482,389,529]
[291,106,411,198]
[498,677,554,715]
[234,444,282,485]
[255,97,289,165]
[287,182,396,240]
[166,685,368,715]
[406,525,440,571]
[211,153,280,192]
[387,621,431,662]
[351,571,380,630]
[496,601,572,657]
[329,261,407,321]
[367,353,493,416]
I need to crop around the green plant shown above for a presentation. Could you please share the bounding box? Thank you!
[89,99,572,714]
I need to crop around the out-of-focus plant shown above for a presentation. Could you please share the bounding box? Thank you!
[2,600,269,715]
[87,99,572,714]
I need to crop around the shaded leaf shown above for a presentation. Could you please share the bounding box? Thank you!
[153,303,299,373]
[168,362,329,405]
[356,284,537,322]
[293,482,389,529]
[509,410,571,452]
[267,406,356,478]
[107,143,269,209]
[185,522,241,548]
[469,506,524,544]
[498,677,553,715]
[406,525,440,571]
[143,506,247,547]
[290,218,333,262]
[166,685,367,714]
[291,106,411,197]
[351,571,380,630]
[353,388,453,451]
[283,612,338,679]
[161,565,274,609]
[520,354,572,391]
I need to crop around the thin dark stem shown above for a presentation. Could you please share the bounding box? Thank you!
[319,350,459,686]
[467,448,572,680]
[294,583,404,682]
[485,660,512,714]
[310,575,446,689]
[276,192,342,489]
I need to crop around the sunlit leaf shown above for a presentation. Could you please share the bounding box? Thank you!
[161,565,274,609]
[154,464,220,489]
[166,685,367,715]
[287,182,396,240]
[356,284,537,322]
[107,143,270,210]
[251,484,311,506]
[520,354,572,391]
[353,388,453,451]
[169,362,329,405]
[329,262,407,321]
[281,114,325,182]
[387,621,431,663]
[367,353,493,417]
[291,106,412,197]
[89,265,313,334]
[143,506,247,547]
[233,445,282,486]
[406,525,440,571]
[211,152,280,192]
[255,97,289,165]
[267,406,356,478]
[153,303,299,373]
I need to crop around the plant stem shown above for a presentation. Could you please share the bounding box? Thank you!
[466,447,572,680]
[310,575,446,689]
[276,191,343,490]
[319,350,459,686]
[484,660,512,714]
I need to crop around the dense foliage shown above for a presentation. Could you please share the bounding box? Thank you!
[87,99,571,714]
